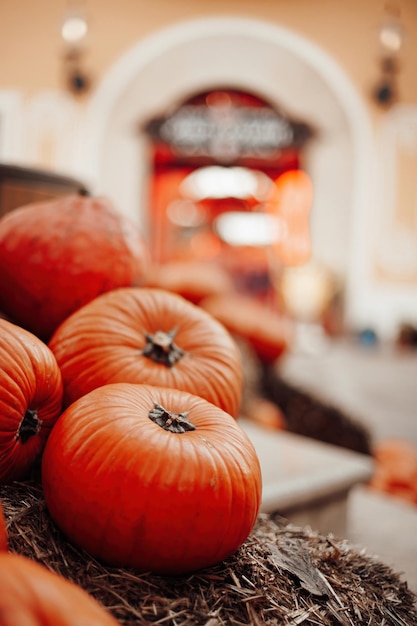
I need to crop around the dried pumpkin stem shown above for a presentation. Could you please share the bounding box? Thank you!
[142,328,185,367]
[149,403,196,433]
[16,409,41,444]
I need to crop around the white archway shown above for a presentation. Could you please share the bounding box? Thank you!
[76,16,375,329]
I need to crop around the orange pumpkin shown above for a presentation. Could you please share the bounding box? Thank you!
[49,287,243,416]
[243,396,287,431]
[0,194,149,341]
[0,552,120,625]
[42,382,262,575]
[369,438,417,504]
[144,260,235,304]
[200,293,291,363]
[0,318,63,483]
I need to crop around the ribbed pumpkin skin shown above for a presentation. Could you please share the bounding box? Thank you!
[0,318,63,483]
[42,383,262,575]
[0,553,120,625]
[0,194,149,341]
[49,287,243,417]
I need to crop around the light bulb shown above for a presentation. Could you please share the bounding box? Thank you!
[61,15,88,43]
[379,22,403,52]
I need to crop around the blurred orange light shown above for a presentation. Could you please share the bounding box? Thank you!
[266,169,313,266]
[189,231,222,260]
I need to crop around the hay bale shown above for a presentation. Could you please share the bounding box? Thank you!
[1,480,416,625]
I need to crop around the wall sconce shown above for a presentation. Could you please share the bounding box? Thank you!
[61,5,92,96]
[372,3,404,108]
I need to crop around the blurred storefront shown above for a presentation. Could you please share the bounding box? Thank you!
[142,88,315,305]
[1,3,417,339]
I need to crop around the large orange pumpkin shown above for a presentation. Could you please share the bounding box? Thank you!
[0,194,149,341]
[49,287,243,416]
[0,553,120,625]
[0,318,63,483]
[42,382,262,575]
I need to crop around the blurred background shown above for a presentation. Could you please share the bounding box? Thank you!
[1,0,417,338]
[1,0,417,590]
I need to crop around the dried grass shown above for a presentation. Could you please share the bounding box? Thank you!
[1,480,416,625]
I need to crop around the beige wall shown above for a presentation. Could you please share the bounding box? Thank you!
[1,0,417,337]
[1,0,417,116]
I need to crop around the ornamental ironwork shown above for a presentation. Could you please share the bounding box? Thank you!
[145,102,312,162]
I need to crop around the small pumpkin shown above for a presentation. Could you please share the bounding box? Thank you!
[144,260,235,304]
[200,293,291,363]
[49,287,243,416]
[42,382,262,575]
[0,318,63,483]
[0,552,120,625]
[244,396,287,431]
[0,194,149,341]
[369,439,417,505]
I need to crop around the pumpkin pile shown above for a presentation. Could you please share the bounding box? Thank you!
[0,193,263,622]
[1,194,417,624]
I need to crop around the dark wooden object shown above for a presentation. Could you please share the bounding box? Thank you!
[0,163,89,218]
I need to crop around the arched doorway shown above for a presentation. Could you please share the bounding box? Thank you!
[77,16,374,326]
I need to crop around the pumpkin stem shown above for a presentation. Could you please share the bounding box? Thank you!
[149,402,196,433]
[16,409,41,444]
[142,328,185,367]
